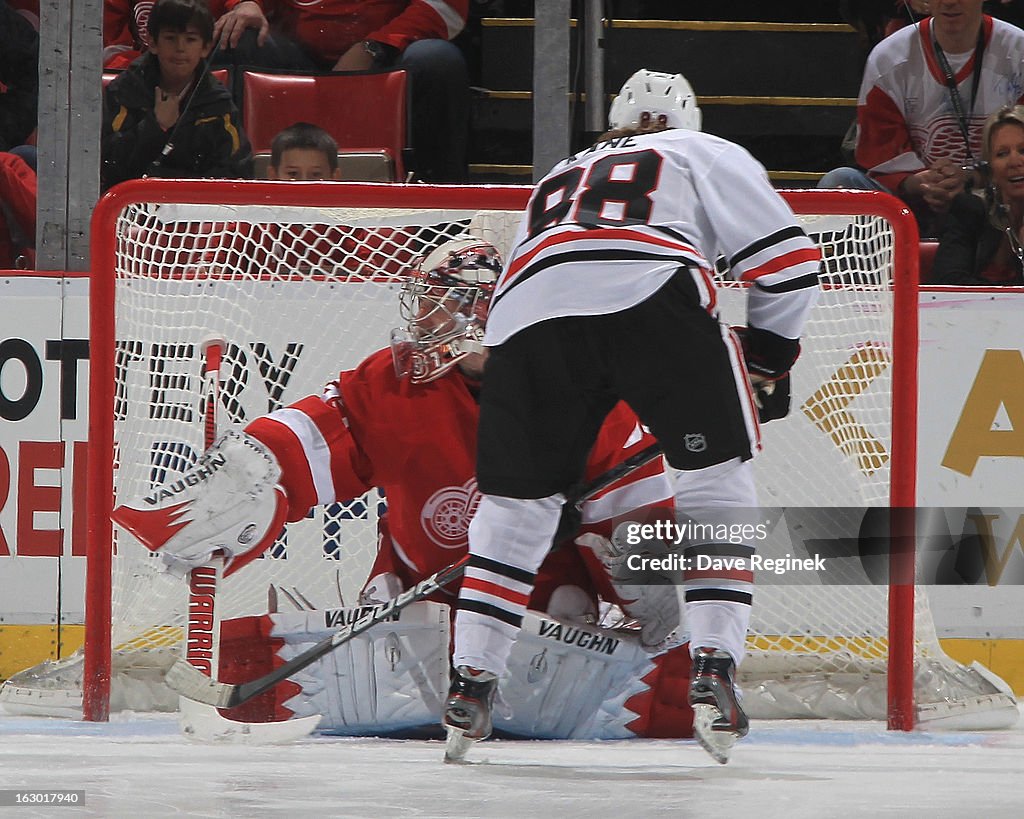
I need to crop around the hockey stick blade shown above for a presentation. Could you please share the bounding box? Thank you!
[178,696,321,744]
[167,555,471,708]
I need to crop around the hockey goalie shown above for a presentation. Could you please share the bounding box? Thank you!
[110,236,698,740]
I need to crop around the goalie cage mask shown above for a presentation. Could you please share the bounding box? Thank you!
[607,68,702,133]
[391,236,502,384]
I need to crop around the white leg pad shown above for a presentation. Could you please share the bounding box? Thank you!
[272,601,451,735]
[498,611,659,740]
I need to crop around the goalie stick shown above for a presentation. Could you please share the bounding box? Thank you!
[165,441,666,710]
[177,337,320,742]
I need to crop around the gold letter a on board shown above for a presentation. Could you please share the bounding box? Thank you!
[942,350,1024,476]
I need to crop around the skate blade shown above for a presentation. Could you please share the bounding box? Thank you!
[692,704,738,765]
[444,725,475,764]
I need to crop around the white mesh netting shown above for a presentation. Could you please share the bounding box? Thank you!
[719,212,1012,725]
[2,186,1014,728]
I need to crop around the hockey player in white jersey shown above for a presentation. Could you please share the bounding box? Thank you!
[444,69,822,764]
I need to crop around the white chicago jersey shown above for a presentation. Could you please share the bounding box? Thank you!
[485,128,821,346]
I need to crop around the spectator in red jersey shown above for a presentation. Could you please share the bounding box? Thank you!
[5,0,37,24]
[932,105,1024,284]
[0,1,38,268]
[1,0,38,156]
[0,151,35,268]
[103,0,154,69]
[210,1,470,182]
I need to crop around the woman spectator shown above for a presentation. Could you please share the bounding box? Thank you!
[932,105,1024,286]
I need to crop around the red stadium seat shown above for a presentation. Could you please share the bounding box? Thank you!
[240,69,410,182]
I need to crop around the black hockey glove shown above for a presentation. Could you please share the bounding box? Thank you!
[751,371,791,423]
[734,324,800,380]
[733,325,796,423]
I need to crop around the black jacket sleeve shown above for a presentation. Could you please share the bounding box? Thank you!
[101,82,172,190]
[931,193,993,286]
[101,57,253,190]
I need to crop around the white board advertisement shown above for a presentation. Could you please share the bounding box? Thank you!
[2,279,1024,636]
[0,275,89,623]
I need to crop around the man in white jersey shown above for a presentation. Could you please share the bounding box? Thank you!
[818,0,1024,236]
[442,69,821,765]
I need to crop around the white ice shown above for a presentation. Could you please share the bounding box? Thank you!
[1,706,1022,818]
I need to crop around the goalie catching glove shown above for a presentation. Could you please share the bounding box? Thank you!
[111,430,288,577]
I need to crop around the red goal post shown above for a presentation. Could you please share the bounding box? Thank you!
[84,181,920,727]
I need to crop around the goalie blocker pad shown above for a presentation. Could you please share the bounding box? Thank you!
[111,430,289,577]
[217,603,693,739]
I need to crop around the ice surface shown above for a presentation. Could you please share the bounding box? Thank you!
[1,706,1022,818]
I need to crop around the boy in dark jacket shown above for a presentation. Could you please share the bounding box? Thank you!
[102,0,252,190]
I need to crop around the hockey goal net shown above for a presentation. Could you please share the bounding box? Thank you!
[3,181,1014,730]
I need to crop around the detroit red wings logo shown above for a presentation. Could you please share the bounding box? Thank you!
[421,478,482,549]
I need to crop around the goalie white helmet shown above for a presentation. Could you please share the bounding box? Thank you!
[391,236,503,383]
[607,69,702,133]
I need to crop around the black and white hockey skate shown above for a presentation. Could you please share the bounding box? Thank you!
[689,647,749,764]
[443,666,497,763]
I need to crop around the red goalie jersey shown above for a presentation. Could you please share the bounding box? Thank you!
[244,346,672,610]
[229,345,692,739]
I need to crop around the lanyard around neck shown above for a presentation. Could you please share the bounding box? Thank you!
[930,23,987,163]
